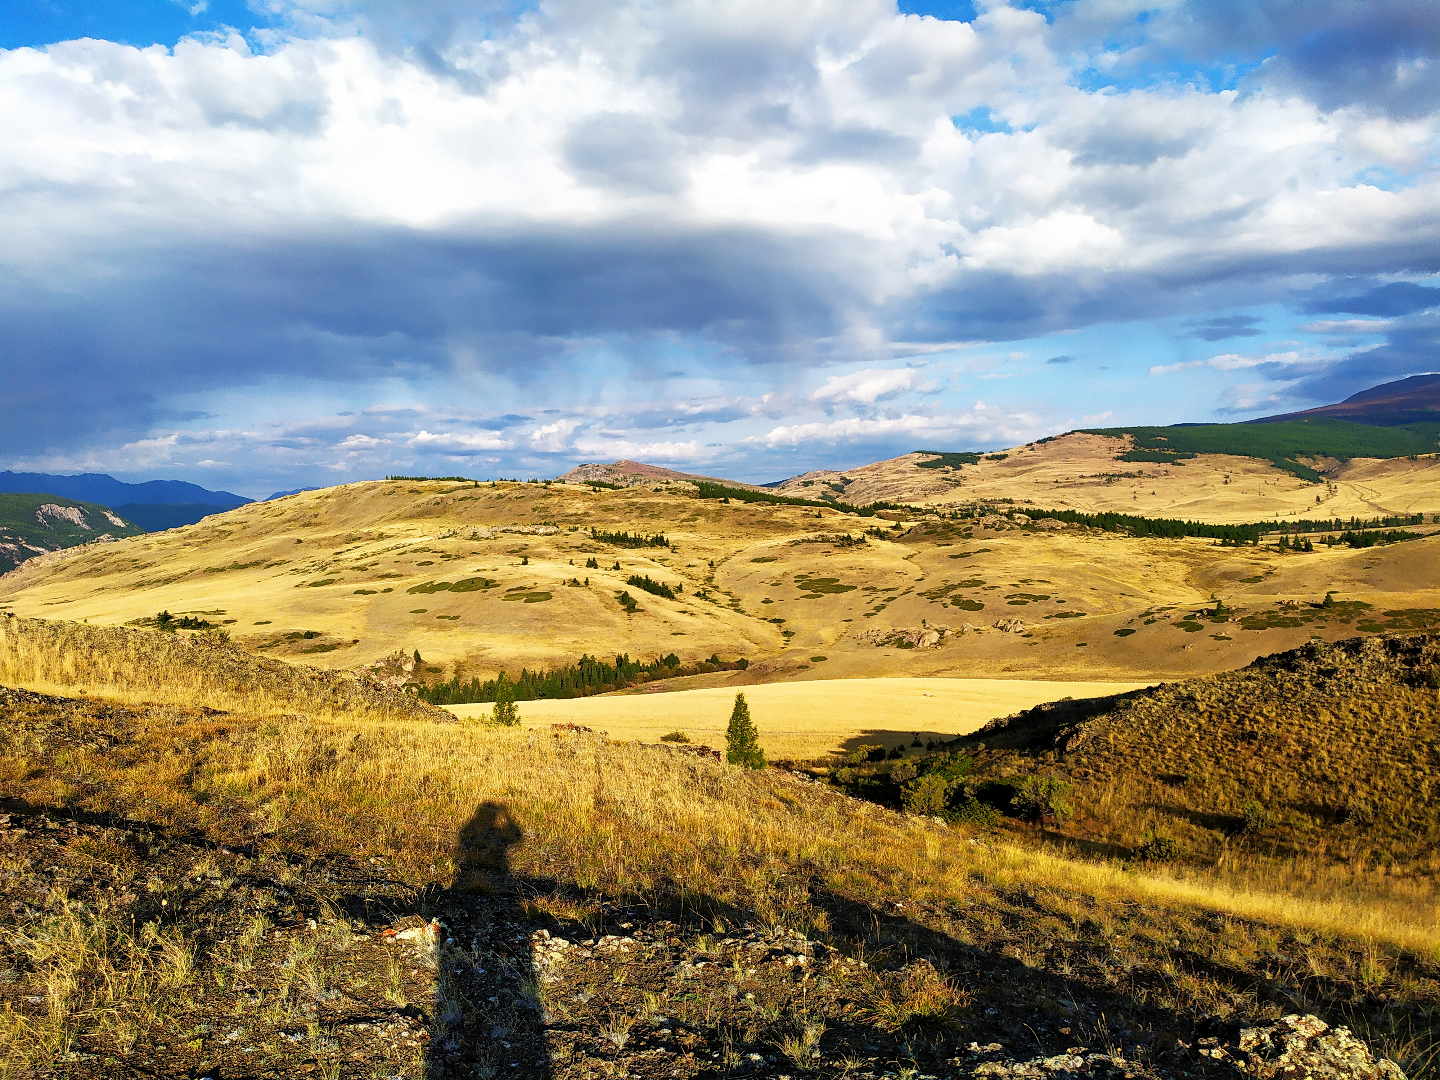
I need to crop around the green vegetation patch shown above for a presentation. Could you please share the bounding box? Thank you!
[305,578,338,588]
[1114,627,1136,637]
[750,556,777,563]
[794,574,857,597]
[1239,599,1371,632]
[1044,611,1085,619]
[591,527,670,549]
[1083,418,1440,481]
[954,599,984,611]
[627,574,677,600]
[947,548,992,559]
[501,591,552,603]
[1006,592,1051,602]
[1175,620,1204,632]
[406,576,499,595]
[914,450,983,469]
[418,651,749,704]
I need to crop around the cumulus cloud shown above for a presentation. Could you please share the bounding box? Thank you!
[809,367,918,405]
[0,0,1437,488]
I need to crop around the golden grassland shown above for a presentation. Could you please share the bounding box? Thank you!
[1,473,1438,690]
[444,676,1150,760]
[1,619,1439,1077]
[778,435,1440,525]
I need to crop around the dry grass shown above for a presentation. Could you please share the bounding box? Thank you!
[0,615,441,723]
[2,474,1438,691]
[2,618,1439,1075]
[443,676,1148,759]
[948,633,1440,881]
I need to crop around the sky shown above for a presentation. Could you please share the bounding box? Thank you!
[1,0,1437,498]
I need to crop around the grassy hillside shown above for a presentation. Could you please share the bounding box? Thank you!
[1082,420,1440,481]
[3,478,1440,693]
[0,493,144,573]
[0,618,1436,1077]
[893,635,1440,877]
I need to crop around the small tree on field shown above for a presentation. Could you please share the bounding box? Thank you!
[726,692,765,769]
[490,672,520,727]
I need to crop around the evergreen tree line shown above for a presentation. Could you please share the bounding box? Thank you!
[626,574,677,599]
[1021,508,1263,544]
[416,652,749,704]
[693,480,909,518]
[1266,513,1425,535]
[589,527,671,548]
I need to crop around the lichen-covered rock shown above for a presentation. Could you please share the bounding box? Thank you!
[1233,1015,1405,1080]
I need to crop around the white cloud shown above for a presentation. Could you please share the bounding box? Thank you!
[809,367,918,405]
[1149,350,1331,376]
[409,429,512,451]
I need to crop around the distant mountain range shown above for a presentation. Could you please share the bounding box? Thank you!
[1250,373,1440,426]
[0,471,250,532]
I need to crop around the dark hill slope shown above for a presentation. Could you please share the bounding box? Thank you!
[954,634,1440,870]
[0,493,144,574]
[0,471,250,532]
[1253,374,1440,426]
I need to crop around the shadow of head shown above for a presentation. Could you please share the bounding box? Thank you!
[453,800,523,893]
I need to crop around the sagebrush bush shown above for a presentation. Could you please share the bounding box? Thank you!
[1013,775,1073,822]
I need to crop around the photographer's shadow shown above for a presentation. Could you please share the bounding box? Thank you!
[423,801,554,1079]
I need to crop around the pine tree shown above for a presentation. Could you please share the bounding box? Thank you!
[491,672,520,727]
[725,692,765,769]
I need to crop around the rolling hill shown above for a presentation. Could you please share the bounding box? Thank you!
[1253,373,1440,426]
[0,492,145,573]
[1,477,1438,701]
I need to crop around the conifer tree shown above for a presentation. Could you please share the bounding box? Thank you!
[725,692,765,769]
[491,672,520,727]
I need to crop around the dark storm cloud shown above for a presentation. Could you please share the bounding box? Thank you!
[1301,282,1440,317]
[1287,321,1440,403]
[0,220,864,457]
[1186,315,1264,341]
[1057,0,1440,119]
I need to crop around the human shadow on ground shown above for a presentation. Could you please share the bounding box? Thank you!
[410,798,1406,1080]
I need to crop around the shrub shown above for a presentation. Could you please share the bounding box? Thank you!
[949,797,1001,826]
[1135,833,1179,862]
[1240,800,1269,833]
[1013,775,1073,822]
[660,730,690,743]
[902,773,953,816]
[725,693,765,769]
[845,744,884,765]
[616,591,639,613]
[889,761,918,783]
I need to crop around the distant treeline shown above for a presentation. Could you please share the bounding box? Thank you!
[1081,419,1440,482]
[416,652,750,704]
[1021,508,1263,544]
[693,480,909,518]
[385,475,477,482]
[1328,528,1429,549]
[591,527,670,548]
[1267,513,1426,534]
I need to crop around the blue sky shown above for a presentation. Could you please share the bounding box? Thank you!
[1,0,1437,497]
